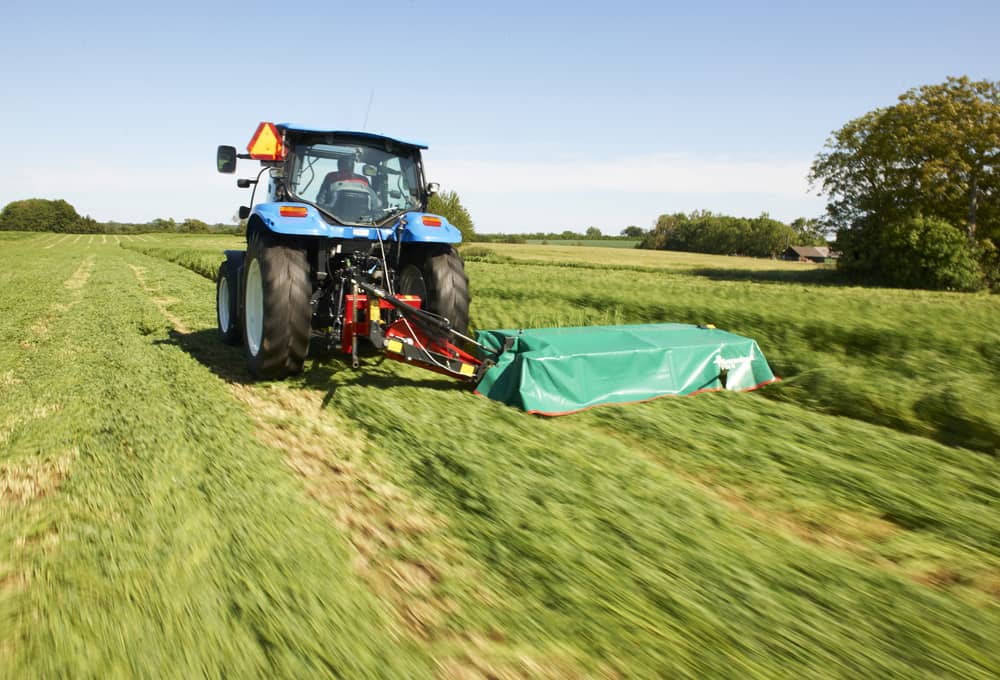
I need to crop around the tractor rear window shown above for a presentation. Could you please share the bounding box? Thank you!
[287,143,421,225]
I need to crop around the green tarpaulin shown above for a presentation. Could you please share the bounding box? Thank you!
[475,323,777,415]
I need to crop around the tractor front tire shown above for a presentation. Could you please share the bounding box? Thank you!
[216,260,242,345]
[242,232,311,379]
[400,246,470,335]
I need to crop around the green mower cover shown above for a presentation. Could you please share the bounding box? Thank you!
[475,323,777,415]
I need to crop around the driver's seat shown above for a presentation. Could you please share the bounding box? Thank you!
[331,187,372,222]
[318,174,359,199]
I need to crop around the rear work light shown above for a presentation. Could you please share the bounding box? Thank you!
[279,206,308,217]
[422,216,442,227]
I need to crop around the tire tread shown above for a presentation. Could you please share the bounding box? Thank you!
[243,233,311,379]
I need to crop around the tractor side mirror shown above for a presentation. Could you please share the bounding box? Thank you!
[426,182,440,196]
[217,146,237,174]
[238,206,251,220]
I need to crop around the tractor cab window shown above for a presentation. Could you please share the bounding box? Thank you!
[287,142,422,225]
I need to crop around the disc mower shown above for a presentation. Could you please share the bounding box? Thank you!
[215,122,777,415]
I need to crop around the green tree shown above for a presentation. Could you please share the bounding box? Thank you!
[809,76,999,287]
[78,215,101,233]
[790,217,828,246]
[427,189,476,241]
[585,226,602,239]
[640,213,685,250]
[746,213,795,257]
[621,225,644,238]
[639,211,794,257]
[878,216,983,291]
[179,218,211,233]
[0,198,84,232]
[150,217,177,232]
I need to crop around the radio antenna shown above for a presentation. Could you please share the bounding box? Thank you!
[362,90,375,131]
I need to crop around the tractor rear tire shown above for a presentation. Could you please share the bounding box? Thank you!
[400,246,470,335]
[216,260,242,345]
[242,232,311,379]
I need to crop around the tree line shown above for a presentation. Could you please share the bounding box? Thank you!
[638,212,824,257]
[0,197,816,256]
[0,198,240,234]
[1,194,475,239]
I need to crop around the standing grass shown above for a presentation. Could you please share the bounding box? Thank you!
[460,254,1000,455]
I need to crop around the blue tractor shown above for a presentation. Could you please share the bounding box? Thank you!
[215,122,482,381]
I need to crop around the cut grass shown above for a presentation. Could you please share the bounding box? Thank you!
[3,231,997,677]
[0,237,427,677]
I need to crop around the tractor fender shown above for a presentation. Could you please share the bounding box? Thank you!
[396,211,462,244]
[248,204,459,243]
[251,203,395,240]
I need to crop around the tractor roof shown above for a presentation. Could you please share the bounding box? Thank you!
[276,123,428,150]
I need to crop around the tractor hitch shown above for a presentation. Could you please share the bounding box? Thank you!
[343,278,489,382]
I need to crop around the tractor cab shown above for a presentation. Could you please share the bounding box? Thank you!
[218,123,438,228]
[287,138,422,226]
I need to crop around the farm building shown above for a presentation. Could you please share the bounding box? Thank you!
[782,245,839,263]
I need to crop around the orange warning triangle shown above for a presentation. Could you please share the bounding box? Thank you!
[247,122,286,161]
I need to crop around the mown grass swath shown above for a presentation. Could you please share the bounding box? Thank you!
[1,236,425,677]
[2,232,996,677]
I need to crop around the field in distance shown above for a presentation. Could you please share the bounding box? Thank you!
[522,238,641,248]
[475,240,834,272]
[1,231,997,677]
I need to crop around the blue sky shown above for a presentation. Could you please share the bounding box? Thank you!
[2,1,997,233]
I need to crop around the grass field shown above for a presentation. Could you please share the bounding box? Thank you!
[474,241,837,273]
[2,231,998,677]
[522,239,640,249]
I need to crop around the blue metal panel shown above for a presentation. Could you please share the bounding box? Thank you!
[275,124,427,150]
[253,203,393,240]
[254,205,459,244]
[397,212,463,244]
